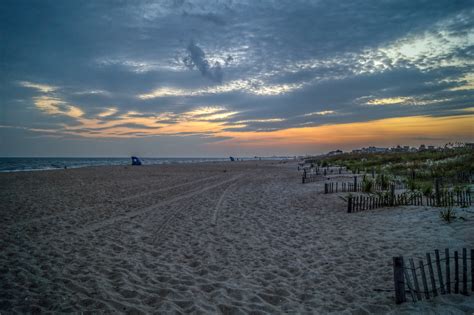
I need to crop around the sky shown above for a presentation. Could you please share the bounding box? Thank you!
[0,0,473,157]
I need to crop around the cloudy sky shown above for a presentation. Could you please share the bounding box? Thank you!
[1,0,473,157]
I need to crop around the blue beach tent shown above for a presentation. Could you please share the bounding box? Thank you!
[131,156,142,165]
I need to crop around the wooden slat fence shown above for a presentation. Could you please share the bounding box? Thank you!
[324,181,405,193]
[301,167,351,183]
[302,172,321,184]
[393,248,473,304]
[347,191,471,213]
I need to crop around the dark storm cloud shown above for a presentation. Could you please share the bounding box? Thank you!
[183,40,224,83]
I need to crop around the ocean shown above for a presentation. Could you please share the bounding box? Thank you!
[0,157,232,172]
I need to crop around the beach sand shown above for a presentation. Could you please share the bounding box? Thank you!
[1,161,473,313]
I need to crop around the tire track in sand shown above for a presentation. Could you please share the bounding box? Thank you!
[117,174,221,202]
[151,174,243,243]
[22,174,244,246]
[211,181,238,226]
[76,174,243,236]
[8,174,222,231]
[205,179,244,266]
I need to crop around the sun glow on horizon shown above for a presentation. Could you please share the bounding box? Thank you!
[209,114,474,149]
[16,80,474,150]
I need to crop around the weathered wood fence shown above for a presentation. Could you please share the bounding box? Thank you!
[324,180,405,193]
[347,191,472,213]
[301,166,351,183]
[302,172,320,184]
[393,248,473,304]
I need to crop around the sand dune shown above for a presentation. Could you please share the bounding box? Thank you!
[0,161,473,313]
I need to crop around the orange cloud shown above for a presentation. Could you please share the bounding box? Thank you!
[27,85,473,150]
[210,114,474,150]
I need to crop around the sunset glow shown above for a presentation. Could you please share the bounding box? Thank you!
[1,1,473,157]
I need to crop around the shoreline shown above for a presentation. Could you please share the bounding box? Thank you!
[0,157,294,173]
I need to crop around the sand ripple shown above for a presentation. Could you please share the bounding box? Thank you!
[1,162,473,313]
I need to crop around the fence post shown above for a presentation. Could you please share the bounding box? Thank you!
[462,248,467,295]
[390,184,395,206]
[409,258,422,301]
[347,195,353,213]
[393,256,407,304]
[435,178,440,207]
[455,250,459,293]
[446,248,451,294]
[426,253,438,296]
[420,260,430,299]
[324,183,328,194]
[434,250,445,295]
[354,176,358,192]
[471,249,474,292]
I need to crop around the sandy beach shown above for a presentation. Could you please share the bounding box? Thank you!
[1,161,473,313]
